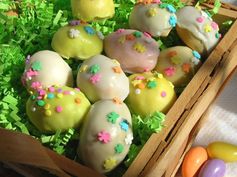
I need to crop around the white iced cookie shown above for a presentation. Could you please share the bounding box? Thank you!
[176,6,221,54]
[76,55,129,103]
[155,46,202,87]
[78,100,133,173]
[22,50,73,91]
[129,1,177,37]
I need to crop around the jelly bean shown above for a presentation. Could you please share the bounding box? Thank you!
[182,146,208,177]
[207,142,237,162]
[198,159,226,177]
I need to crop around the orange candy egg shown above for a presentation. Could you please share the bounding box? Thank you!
[182,147,208,177]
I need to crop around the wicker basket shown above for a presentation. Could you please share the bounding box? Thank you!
[0,1,237,177]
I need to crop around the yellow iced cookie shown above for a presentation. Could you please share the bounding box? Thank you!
[71,0,115,22]
[126,72,176,116]
[26,86,90,133]
[51,21,103,60]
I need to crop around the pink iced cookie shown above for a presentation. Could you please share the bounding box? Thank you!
[104,29,160,73]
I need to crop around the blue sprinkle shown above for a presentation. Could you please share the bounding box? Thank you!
[47,93,55,99]
[169,16,177,27]
[166,4,176,13]
[192,50,201,59]
[119,120,129,132]
[84,26,95,35]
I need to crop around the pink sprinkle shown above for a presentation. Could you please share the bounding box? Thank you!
[74,88,80,92]
[38,89,46,96]
[161,91,167,97]
[90,74,102,84]
[211,22,219,30]
[135,76,145,80]
[48,87,55,92]
[196,16,204,23]
[55,106,63,113]
[31,82,42,90]
[63,91,71,95]
[37,96,43,100]
[144,68,150,72]
[97,131,111,143]
[116,29,125,34]
[164,67,176,76]
[26,69,38,78]
[152,0,161,4]
[143,32,152,38]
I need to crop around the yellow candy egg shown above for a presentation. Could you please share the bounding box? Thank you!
[207,142,237,162]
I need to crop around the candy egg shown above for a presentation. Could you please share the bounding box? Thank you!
[71,0,115,22]
[104,29,160,73]
[182,146,208,177]
[126,72,176,116]
[198,159,226,177]
[129,1,177,37]
[76,55,129,103]
[26,86,90,133]
[22,50,73,91]
[78,100,133,173]
[207,142,237,162]
[51,21,103,60]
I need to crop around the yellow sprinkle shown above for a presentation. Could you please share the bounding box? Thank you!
[112,59,120,66]
[168,81,174,88]
[57,93,63,98]
[44,104,50,110]
[45,110,52,116]
[157,73,163,79]
[195,4,202,11]
[103,158,117,170]
[29,91,33,95]
[133,42,146,53]
[118,36,126,44]
[79,65,88,73]
[146,77,156,82]
[131,79,142,87]
[147,7,158,17]
[204,24,212,33]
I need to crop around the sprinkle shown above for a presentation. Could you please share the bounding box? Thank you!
[171,56,182,65]
[63,91,71,95]
[112,66,122,73]
[97,131,111,143]
[156,73,164,79]
[196,16,205,23]
[74,88,81,92]
[215,33,221,39]
[211,22,219,30]
[69,20,81,26]
[133,42,146,53]
[44,104,50,110]
[164,67,176,76]
[70,91,75,95]
[166,4,176,13]
[55,106,63,113]
[26,69,38,79]
[120,120,129,132]
[39,89,46,96]
[168,81,174,88]
[153,0,161,3]
[31,107,36,112]
[89,64,100,74]
[126,34,136,40]
[25,55,31,64]
[115,144,124,154]
[97,31,104,40]
[135,76,145,80]
[104,158,117,170]
[144,67,150,72]
[131,79,142,87]
[161,91,167,97]
[31,61,42,71]
[204,24,212,32]
[107,112,120,124]
[125,134,133,145]
[192,50,201,59]
[192,57,200,65]
[75,98,81,104]
[182,63,191,73]
[118,36,126,44]
[84,26,95,35]
[112,59,120,65]
[133,31,142,38]
[31,95,36,100]
[201,11,209,18]
[143,32,152,38]
[69,28,80,38]
[137,83,146,89]
[31,82,42,90]
[57,88,63,93]
[89,74,102,84]
[48,87,55,92]
[135,89,141,94]
[147,80,157,88]
[45,110,52,116]
[167,50,177,58]
[57,93,63,98]
[113,97,122,104]
[116,29,125,34]
[146,77,156,82]
[79,65,88,72]
[169,16,177,27]
[147,7,158,17]
[37,100,45,107]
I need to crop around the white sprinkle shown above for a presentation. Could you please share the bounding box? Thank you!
[125,134,133,145]
[191,57,200,65]
[69,28,80,39]
[135,89,141,95]
[97,31,104,40]
[32,107,36,112]
[70,91,75,95]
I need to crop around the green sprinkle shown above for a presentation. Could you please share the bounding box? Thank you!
[37,100,45,107]
[107,112,120,124]
[115,144,124,154]
[31,95,36,100]
[133,31,142,38]
[147,81,157,89]
[31,61,42,71]
[89,64,100,74]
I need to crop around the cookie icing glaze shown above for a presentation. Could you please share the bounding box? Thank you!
[26,86,90,133]
[71,0,115,22]
[129,1,177,37]
[126,72,177,116]
[155,46,202,87]
[104,29,160,73]
[78,100,132,173]
[176,6,221,54]
[77,55,129,103]
[22,50,73,91]
[51,20,103,60]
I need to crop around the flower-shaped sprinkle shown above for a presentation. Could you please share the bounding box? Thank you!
[196,16,205,23]
[89,73,101,84]
[169,16,177,27]
[164,67,176,76]
[31,81,42,90]
[167,50,177,58]
[166,4,176,13]
[104,158,117,170]
[131,79,142,87]
[182,63,191,73]
[112,66,122,73]
[147,80,157,89]
[31,61,42,71]
[89,64,100,74]
[120,120,129,132]
[204,24,212,33]
[133,31,142,38]
[84,26,95,35]
[97,31,104,40]
[192,50,201,59]
[147,7,158,17]
[107,112,120,124]
[69,20,81,26]
[118,36,126,44]
[69,28,80,38]
[114,144,124,154]
[126,34,136,40]
[26,69,38,79]
[125,134,133,145]
[97,131,111,143]
[133,42,146,53]
[211,22,219,30]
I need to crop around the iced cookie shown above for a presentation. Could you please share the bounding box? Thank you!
[155,46,202,87]
[176,6,221,54]
[77,55,129,102]
[104,29,160,73]
[26,86,90,133]
[51,20,103,60]
[126,72,176,116]
[78,100,133,173]
[22,50,73,91]
[129,1,177,37]
[71,0,115,22]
